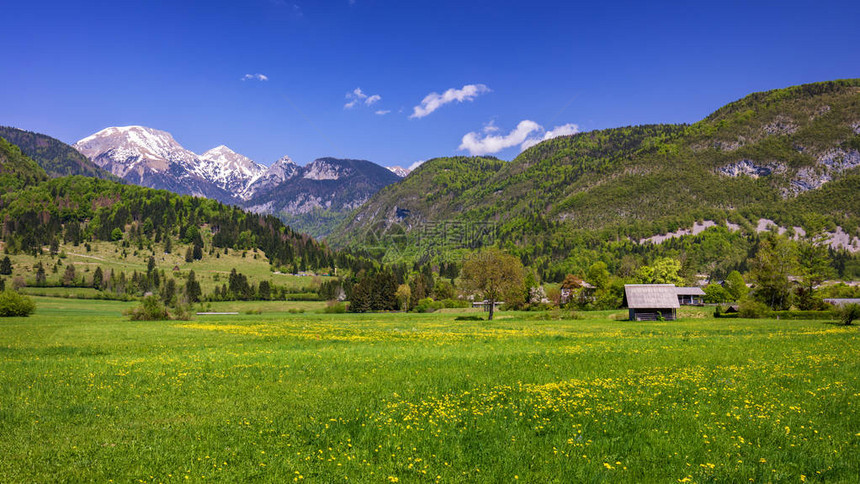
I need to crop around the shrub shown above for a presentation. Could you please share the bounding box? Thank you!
[839,303,860,326]
[738,299,771,319]
[323,301,346,314]
[0,289,36,317]
[283,292,322,301]
[126,296,170,321]
[171,304,192,321]
[454,315,484,321]
[769,310,836,320]
[413,297,437,313]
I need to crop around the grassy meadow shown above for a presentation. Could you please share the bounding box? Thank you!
[1,299,858,482]
[5,240,332,294]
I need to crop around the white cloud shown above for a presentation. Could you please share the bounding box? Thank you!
[344,87,382,109]
[410,84,490,119]
[520,123,580,150]
[375,110,391,115]
[408,159,426,171]
[459,121,580,155]
[482,121,500,133]
[241,73,269,81]
[459,120,542,156]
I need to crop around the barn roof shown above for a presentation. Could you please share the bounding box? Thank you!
[624,284,680,309]
[675,287,705,296]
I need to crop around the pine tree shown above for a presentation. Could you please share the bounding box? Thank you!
[92,266,104,290]
[0,256,12,276]
[185,270,201,303]
[258,280,271,300]
[35,262,47,286]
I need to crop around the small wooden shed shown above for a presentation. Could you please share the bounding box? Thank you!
[471,300,504,312]
[675,287,705,306]
[623,284,679,321]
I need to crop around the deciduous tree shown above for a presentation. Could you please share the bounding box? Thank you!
[460,248,524,320]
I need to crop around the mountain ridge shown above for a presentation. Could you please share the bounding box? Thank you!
[0,126,117,181]
[327,79,860,268]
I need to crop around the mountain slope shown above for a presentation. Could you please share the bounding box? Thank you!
[330,79,860,257]
[0,126,118,180]
[245,157,402,238]
[74,126,239,204]
[0,136,48,193]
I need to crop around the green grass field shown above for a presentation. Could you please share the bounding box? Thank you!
[4,239,333,294]
[1,299,858,482]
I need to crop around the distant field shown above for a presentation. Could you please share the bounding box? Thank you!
[0,299,858,482]
[4,240,333,293]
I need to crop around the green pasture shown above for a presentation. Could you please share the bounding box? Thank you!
[0,298,858,482]
[3,240,332,293]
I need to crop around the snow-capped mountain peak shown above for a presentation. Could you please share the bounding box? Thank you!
[197,145,266,195]
[241,154,300,199]
[74,125,198,177]
[74,125,268,202]
[387,166,410,178]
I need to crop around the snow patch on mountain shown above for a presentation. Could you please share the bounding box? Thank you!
[387,166,410,177]
[302,159,351,180]
[242,154,300,198]
[197,145,266,197]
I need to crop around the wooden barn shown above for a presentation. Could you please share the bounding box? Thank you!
[623,284,680,321]
[675,287,705,306]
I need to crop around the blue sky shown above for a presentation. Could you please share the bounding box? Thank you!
[2,0,858,168]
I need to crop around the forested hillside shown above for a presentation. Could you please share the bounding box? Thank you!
[0,126,117,180]
[0,176,374,274]
[330,80,860,280]
[0,136,48,194]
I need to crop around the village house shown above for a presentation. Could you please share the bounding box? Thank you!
[623,284,680,321]
[675,286,705,306]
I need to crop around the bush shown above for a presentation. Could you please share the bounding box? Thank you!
[0,289,36,317]
[738,299,771,319]
[769,310,836,321]
[283,292,322,301]
[454,315,484,321]
[414,297,436,313]
[323,301,346,313]
[126,295,170,321]
[839,303,860,326]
